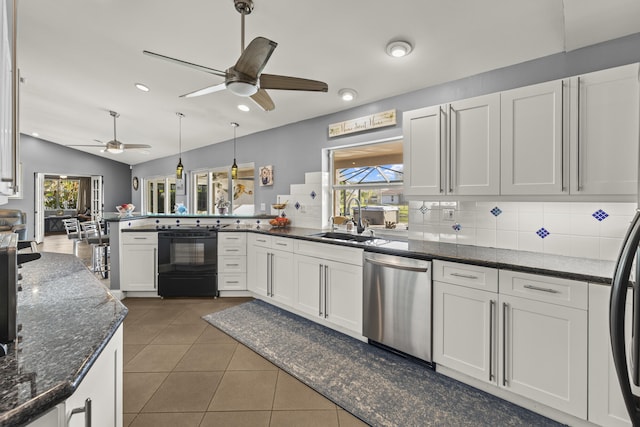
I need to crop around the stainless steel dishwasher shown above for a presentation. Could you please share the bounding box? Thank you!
[363,252,432,363]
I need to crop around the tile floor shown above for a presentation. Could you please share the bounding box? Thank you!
[39,234,369,427]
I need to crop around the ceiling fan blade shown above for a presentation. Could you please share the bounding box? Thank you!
[180,82,227,98]
[143,50,227,78]
[66,144,104,147]
[234,37,277,79]
[122,144,152,149]
[250,89,275,112]
[260,74,328,92]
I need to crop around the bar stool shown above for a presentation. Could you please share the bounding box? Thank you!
[81,221,110,278]
[62,218,83,256]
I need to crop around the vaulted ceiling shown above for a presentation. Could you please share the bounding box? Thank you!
[17,0,640,164]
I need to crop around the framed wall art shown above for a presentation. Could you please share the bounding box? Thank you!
[259,165,273,186]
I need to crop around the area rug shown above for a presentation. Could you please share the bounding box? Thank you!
[203,299,563,427]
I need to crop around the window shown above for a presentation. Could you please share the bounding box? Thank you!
[191,163,255,215]
[330,139,407,231]
[44,177,80,210]
[145,176,176,214]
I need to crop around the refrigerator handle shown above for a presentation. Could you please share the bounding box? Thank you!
[610,210,640,424]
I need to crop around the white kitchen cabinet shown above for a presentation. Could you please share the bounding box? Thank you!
[120,232,157,292]
[589,283,633,426]
[246,234,294,305]
[501,79,567,195]
[570,63,640,196]
[218,232,247,291]
[403,93,500,196]
[293,240,363,335]
[66,324,123,427]
[433,261,498,384]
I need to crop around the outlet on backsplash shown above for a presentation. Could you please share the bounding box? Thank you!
[442,208,455,221]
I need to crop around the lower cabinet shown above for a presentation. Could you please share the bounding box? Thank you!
[589,283,633,426]
[433,261,588,420]
[120,233,157,292]
[247,234,294,305]
[218,232,247,291]
[66,324,123,427]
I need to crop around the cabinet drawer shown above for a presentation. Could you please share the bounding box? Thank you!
[432,260,498,292]
[294,240,363,266]
[218,256,246,273]
[499,270,587,309]
[218,273,247,291]
[249,233,272,248]
[121,232,158,245]
[219,232,247,245]
[219,245,246,256]
[272,237,293,252]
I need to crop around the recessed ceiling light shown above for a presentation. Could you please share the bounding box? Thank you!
[386,40,413,58]
[338,88,357,102]
[135,83,150,92]
[238,104,250,112]
[31,132,39,137]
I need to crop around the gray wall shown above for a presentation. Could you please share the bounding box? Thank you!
[131,32,640,211]
[4,135,132,239]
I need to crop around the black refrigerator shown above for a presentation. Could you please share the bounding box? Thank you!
[611,209,640,424]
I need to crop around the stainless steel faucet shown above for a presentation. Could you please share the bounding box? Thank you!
[346,198,365,234]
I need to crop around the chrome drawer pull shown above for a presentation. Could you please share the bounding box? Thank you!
[523,284,560,294]
[450,272,479,280]
[226,263,239,267]
[226,249,240,252]
[275,242,288,246]
[226,280,239,284]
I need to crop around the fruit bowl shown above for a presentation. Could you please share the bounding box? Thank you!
[116,204,135,216]
[269,217,290,228]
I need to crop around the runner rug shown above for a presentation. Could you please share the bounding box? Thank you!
[203,299,562,427]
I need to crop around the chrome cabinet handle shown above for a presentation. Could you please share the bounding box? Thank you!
[324,265,329,318]
[439,106,445,193]
[523,284,560,294]
[225,263,239,267]
[318,264,323,316]
[503,302,509,387]
[133,237,148,240]
[561,80,565,192]
[226,249,240,252]
[576,76,582,191]
[448,104,454,193]
[489,299,495,382]
[226,280,239,284]
[450,272,479,280]
[70,398,92,427]
[266,253,271,296]
[275,242,288,247]
[153,248,157,289]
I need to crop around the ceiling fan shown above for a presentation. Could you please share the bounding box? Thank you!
[67,111,152,154]
[142,0,328,112]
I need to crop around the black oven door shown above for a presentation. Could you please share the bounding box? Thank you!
[157,230,218,297]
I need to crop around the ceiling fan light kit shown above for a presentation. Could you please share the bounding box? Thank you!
[386,40,413,58]
[142,0,328,112]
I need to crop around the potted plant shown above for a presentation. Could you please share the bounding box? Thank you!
[216,197,230,214]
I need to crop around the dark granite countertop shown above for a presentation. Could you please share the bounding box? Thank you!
[219,226,617,285]
[104,213,276,222]
[0,252,128,426]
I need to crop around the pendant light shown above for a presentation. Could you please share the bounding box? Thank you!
[231,122,239,180]
[176,112,185,179]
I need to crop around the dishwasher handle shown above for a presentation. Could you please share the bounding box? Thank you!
[364,257,429,273]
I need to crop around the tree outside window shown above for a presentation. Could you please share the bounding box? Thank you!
[44,178,79,210]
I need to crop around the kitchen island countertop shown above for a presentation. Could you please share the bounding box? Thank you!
[0,252,127,426]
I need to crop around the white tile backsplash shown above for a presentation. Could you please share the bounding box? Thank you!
[408,200,636,261]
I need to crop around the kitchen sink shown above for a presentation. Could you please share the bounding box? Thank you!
[311,231,375,242]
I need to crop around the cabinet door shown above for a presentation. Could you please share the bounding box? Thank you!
[433,281,497,384]
[589,283,633,426]
[324,259,363,334]
[499,294,587,418]
[293,254,322,318]
[571,63,639,196]
[403,106,444,196]
[247,244,268,297]
[271,249,294,306]
[501,80,566,195]
[67,325,123,427]
[120,245,157,291]
[448,93,500,195]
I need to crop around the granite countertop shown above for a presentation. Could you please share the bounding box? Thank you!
[104,213,276,222]
[0,252,128,426]
[234,226,617,284]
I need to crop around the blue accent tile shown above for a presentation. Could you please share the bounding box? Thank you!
[419,205,428,215]
[155,219,160,223]
[490,207,502,217]
[592,209,609,221]
[310,191,317,199]
[452,223,462,232]
[536,228,550,239]
[176,219,180,223]
[295,202,301,210]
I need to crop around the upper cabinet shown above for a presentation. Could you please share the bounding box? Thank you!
[403,93,500,197]
[0,0,18,200]
[404,62,640,200]
[501,80,567,195]
[569,63,639,196]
